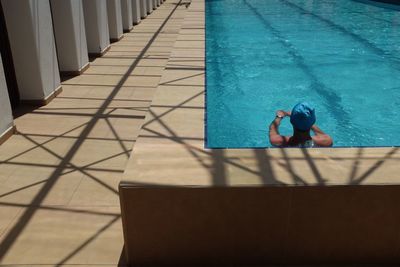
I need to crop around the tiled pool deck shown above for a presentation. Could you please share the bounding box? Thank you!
[1,0,400,265]
[0,0,188,265]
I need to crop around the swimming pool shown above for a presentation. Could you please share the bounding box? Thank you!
[206,0,400,148]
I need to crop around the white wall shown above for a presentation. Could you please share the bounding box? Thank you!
[50,0,89,72]
[131,0,141,25]
[82,0,110,54]
[121,0,133,31]
[0,54,13,137]
[107,0,123,41]
[147,0,153,14]
[1,0,61,100]
[140,0,147,19]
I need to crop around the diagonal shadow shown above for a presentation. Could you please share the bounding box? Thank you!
[104,117,131,158]
[350,147,399,185]
[0,202,120,217]
[300,148,327,185]
[29,111,146,119]
[0,0,183,260]
[16,132,135,142]
[254,149,285,185]
[1,121,89,163]
[142,96,270,179]
[278,148,308,186]
[159,71,204,85]
[0,179,49,199]
[16,133,120,195]
[57,96,152,103]
[2,156,126,175]
[56,215,121,266]
[141,90,204,128]
[348,147,364,184]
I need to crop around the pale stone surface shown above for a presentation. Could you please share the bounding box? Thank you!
[0,0,186,265]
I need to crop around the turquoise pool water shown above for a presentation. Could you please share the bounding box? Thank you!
[206,0,400,148]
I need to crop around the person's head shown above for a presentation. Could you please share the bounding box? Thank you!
[290,102,316,133]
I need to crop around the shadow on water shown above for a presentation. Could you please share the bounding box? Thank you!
[242,0,357,141]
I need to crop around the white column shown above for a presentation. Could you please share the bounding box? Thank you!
[140,0,147,19]
[152,0,157,9]
[121,0,133,32]
[0,53,14,142]
[1,0,61,102]
[107,0,123,42]
[131,0,141,25]
[82,0,110,56]
[156,0,161,6]
[50,0,89,75]
[147,0,153,14]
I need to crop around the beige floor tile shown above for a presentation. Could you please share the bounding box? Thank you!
[0,164,17,185]
[70,139,133,169]
[106,118,145,141]
[0,205,24,238]
[15,115,91,137]
[0,207,122,265]
[174,40,205,48]
[122,75,161,87]
[84,65,163,76]
[0,165,87,205]
[166,58,204,68]
[150,85,204,107]
[90,57,139,67]
[159,69,204,86]
[170,48,204,58]
[136,58,169,67]
[68,171,121,206]
[62,75,126,87]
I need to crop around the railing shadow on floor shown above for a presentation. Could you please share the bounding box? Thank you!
[0,0,184,264]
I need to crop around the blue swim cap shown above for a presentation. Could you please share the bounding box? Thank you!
[290,102,316,131]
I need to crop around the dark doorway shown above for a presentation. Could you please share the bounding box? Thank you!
[0,2,19,110]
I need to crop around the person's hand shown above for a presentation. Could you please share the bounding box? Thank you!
[276,110,290,118]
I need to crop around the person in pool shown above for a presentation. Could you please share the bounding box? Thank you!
[269,102,333,147]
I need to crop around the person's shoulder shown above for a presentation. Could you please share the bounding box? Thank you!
[312,135,333,147]
[270,135,291,147]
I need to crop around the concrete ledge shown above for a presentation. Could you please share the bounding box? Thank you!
[59,62,90,77]
[88,44,111,58]
[119,0,400,265]
[20,86,63,106]
[0,125,16,146]
[120,185,400,265]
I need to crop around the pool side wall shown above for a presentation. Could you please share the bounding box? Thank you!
[120,185,400,265]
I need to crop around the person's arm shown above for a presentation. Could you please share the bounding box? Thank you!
[311,125,333,147]
[269,110,289,146]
